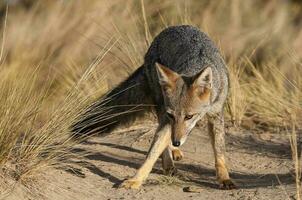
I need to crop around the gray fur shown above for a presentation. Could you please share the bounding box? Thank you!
[72,25,228,136]
[144,25,228,113]
[73,25,235,189]
[72,66,151,135]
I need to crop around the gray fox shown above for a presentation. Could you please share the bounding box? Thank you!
[72,25,235,189]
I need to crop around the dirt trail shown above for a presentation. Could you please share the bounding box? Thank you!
[3,125,295,200]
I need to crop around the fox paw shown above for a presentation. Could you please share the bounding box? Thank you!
[163,166,178,176]
[119,178,142,189]
[172,149,183,161]
[219,179,236,190]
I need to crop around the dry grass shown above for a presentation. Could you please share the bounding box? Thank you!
[0,0,301,198]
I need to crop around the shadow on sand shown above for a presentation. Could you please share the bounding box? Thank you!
[62,134,294,190]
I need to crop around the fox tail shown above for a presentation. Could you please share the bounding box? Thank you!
[72,66,151,136]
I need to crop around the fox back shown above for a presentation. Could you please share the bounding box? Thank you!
[117,26,235,190]
[72,25,228,144]
[142,25,229,145]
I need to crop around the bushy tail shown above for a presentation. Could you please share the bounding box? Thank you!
[72,66,151,136]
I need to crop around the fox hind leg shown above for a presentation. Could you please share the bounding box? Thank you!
[206,112,236,190]
[161,147,177,176]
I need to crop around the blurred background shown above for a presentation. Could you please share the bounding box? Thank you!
[0,0,301,195]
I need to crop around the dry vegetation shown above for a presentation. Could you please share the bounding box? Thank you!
[0,0,301,198]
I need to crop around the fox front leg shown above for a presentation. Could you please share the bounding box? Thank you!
[206,112,236,189]
[120,124,171,189]
[170,144,184,161]
[161,143,183,176]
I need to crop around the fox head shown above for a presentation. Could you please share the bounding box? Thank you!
[155,62,212,147]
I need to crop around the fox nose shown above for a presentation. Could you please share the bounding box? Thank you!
[172,141,181,147]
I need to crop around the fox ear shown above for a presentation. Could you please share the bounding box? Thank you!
[193,67,212,89]
[155,62,180,89]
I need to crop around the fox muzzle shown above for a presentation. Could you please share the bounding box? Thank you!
[172,140,181,147]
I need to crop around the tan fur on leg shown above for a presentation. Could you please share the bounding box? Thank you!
[120,124,171,189]
[162,148,177,176]
[205,112,236,190]
[171,149,183,161]
[169,144,184,161]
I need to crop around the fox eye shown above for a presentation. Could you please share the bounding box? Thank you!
[166,112,174,120]
[185,114,194,120]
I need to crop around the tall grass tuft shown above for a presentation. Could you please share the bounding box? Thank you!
[0,0,301,197]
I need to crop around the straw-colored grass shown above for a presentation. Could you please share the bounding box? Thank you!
[0,0,301,198]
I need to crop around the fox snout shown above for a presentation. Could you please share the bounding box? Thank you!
[171,121,186,147]
[172,140,181,147]
[171,131,186,147]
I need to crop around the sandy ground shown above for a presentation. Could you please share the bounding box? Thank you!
[2,124,296,200]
